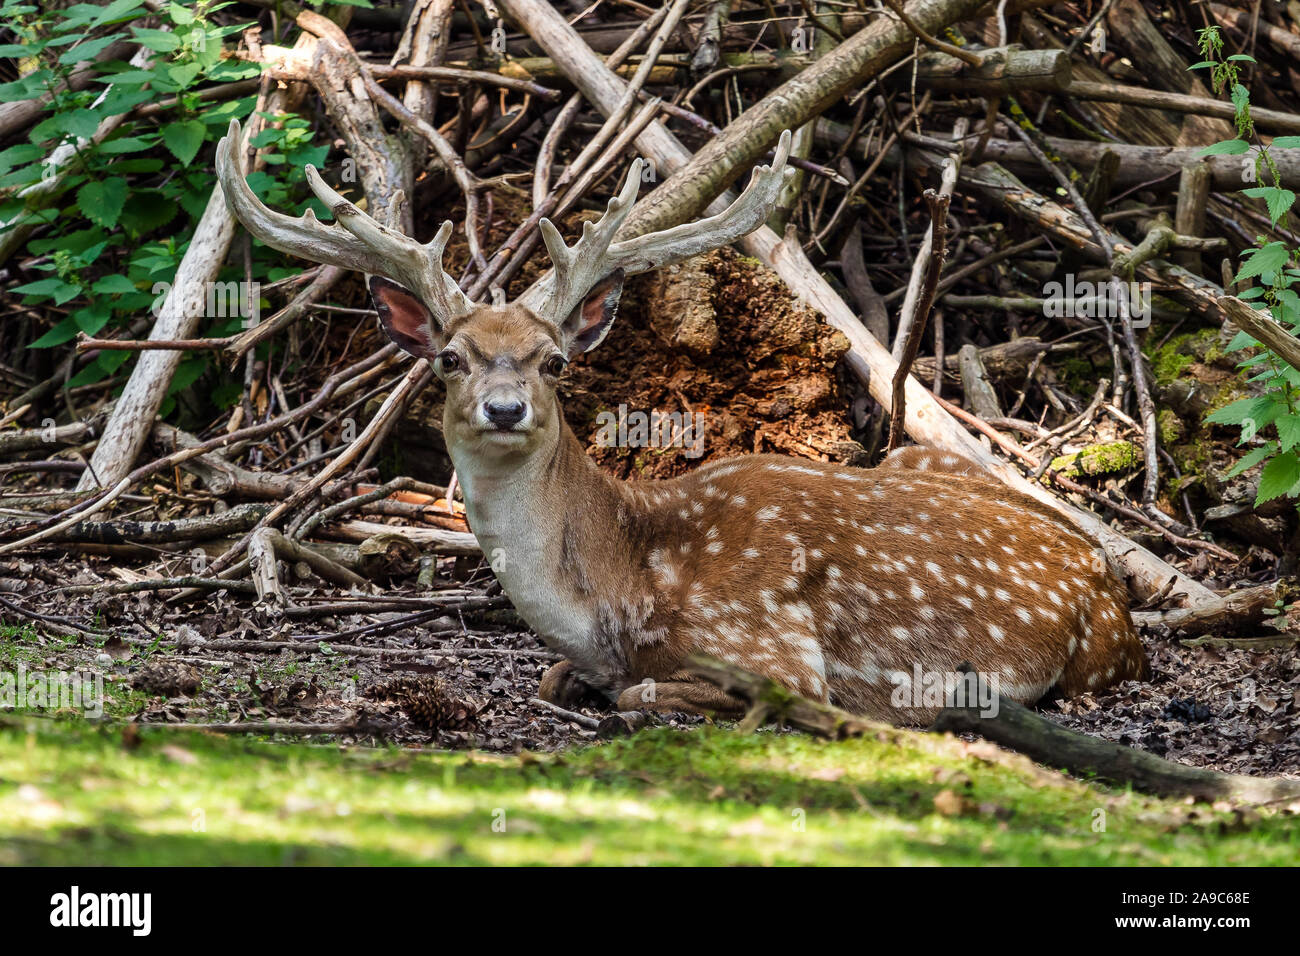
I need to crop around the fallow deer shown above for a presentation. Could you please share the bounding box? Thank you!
[215,121,1147,723]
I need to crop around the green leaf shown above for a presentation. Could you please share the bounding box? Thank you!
[1277,415,1300,453]
[77,177,128,228]
[33,108,103,143]
[0,143,44,174]
[72,302,111,336]
[1256,451,1300,504]
[29,315,81,348]
[1271,135,1300,149]
[249,129,283,149]
[110,158,165,175]
[1225,329,1258,352]
[206,60,262,82]
[91,0,147,25]
[97,135,158,155]
[97,86,154,115]
[1199,139,1251,156]
[1206,394,1286,431]
[118,193,178,235]
[28,226,106,257]
[199,97,256,125]
[1230,83,1250,114]
[1225,442,1277,477]
[94,69,155,86]
[163,61,202,91]
[167,357,208,395]
[11,277,81,304]
[1235,242,1291,284]
[65,353,116,390]
[1243,186,1296,224]
[0,70,52,101]
[131,27,180,52]
[57,34,121,64]
[161,120,205,165]
[92,274,138,294]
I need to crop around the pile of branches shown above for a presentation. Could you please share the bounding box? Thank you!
[0,0,1298,713]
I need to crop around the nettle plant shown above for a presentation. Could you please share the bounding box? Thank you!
[1191,27,1300,506]
[0,0,328,417]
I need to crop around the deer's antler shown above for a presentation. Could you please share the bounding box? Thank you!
[518,128,795,324]
[215,119,474,328]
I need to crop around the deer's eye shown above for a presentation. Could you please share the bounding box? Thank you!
[436,349,461,374]
[543,355,567,377]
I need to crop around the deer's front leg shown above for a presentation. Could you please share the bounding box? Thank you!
[615,678,748,717]
[537,660,608,710]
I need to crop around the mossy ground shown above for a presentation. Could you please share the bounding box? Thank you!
[1,717,1297,865]
[1048,440,1140,478]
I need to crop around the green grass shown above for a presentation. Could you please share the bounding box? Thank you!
[1,718,1297,865]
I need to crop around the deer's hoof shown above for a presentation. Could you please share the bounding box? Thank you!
[538,660,605,710]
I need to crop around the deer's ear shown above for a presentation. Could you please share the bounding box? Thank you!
[370,276,442,358]
[561,268,624,358]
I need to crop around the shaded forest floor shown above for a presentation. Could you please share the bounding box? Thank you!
[2,717,1298,866]
[2,549,1298,780]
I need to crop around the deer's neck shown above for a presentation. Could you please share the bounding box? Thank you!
[449,413,640,685]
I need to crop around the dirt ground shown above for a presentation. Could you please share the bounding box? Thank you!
[4,548,1295,777]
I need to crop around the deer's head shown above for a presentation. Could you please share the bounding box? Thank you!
[365,273,625,462]
[215,121,793,464]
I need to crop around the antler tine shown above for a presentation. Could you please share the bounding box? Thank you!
[516,133,795,324]
[216,119,474,327]
[520,158,646,321]
[216,120,388,275]
[301,165,473,321]
[605,129,795,277]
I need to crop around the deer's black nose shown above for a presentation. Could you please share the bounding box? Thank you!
[484,400,526,429]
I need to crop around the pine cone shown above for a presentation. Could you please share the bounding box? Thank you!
[130,660,202,698]
[365,676,478,731]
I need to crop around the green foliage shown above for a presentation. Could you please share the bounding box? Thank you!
[0,0,328,421]
[2,718,1299,864]
[1192,28,1300,506]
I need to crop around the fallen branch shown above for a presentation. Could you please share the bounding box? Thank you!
[685,655,1300,804]
[930,670,1300,804]
[888,188,950,452]
[1131,582,1291,636]
[1218,295,1300,375]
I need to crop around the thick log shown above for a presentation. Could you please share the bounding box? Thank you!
[1066,80,1300,135]
[1174,161,1211,271]
[972,132,1300,189]
[1130,582,1288,636]
[958,344,1004,420]
[326,519,480,556]
[914,47,1070,93]
[817,119,1300,190]
[1218,296,1300,375]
